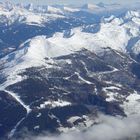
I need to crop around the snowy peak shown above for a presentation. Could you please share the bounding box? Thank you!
[2,36,49,68]
[82,3,101,10]
[125,10,140,19]
[22,36,48,61]
[63,6,80,12]
[47,5,63,15]
[81,3,123,11]
[0,3,65,26]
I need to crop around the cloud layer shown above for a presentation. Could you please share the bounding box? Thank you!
[18,114,140,140]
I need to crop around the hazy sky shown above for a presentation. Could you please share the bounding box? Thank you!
[0,0,138,5]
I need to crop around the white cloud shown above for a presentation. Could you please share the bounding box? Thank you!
[18,114,140,140]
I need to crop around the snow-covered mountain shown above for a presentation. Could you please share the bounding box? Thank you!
[1,2,140,140]
[0,2,139,26]
[2,9,140,62]
[0,4,65,26]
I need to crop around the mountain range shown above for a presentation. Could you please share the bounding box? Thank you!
[0,2,140,140]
